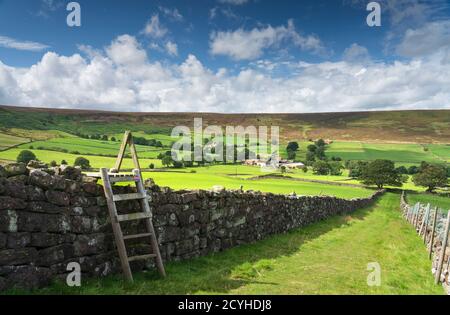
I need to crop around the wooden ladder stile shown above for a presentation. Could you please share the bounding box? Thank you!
[97,131,165,282]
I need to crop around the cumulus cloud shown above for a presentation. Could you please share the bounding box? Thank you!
[0,35,49,52]
[0,34,449,113]
[396,20,450,59]
[343,43,371,63]
[143,14,168,38]
[165,41,178,56]
[210,20,327,60]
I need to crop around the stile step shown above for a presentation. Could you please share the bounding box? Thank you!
[128,254,157,262]
[117,212,152,222]
[113,193,147,202]
[123,233,152,240]
[110,176,139,184]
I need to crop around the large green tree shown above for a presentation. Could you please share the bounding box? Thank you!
[312,160,330,175]
[74,157,91,170]
[16,150,36,164]
[360,160,406,189]
[413,164,448,192]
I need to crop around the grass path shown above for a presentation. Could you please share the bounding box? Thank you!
[26,193,442,295]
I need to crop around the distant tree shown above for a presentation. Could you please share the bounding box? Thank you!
[287,150,296,161]
[302,165,308,173]
[307,144,317,153]
[315,146,326,160]
[286,142,299,152]
[29,145,34,150]
[184,160,194,167]
[306,151,316,162]
[281,166,287,174]
[360,160,406,189]
[315,139,326,147]
[50,160,58,167]
[162,156,172,168]
[149,163,155,169]
[331,156,342,162]
[312,160,330,175]
[348,161,369,178]
[173,161,184,168]
[102,135,108,141]
[110,136,116,142]
[413,164,448,193]
[74,157,91,170]
[329,161,344,176]
[396,166,408,174]
[61,160,68,165]
[407,165,419,175]
[17,150,37,164]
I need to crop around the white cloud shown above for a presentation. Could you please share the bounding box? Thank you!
[218,0,250,5]
[105,35,148,66]
[396,20,450,59]
[0,34,449,113]
[0,35,49,52]
[158,6,183,22]
[37,0,64,18]
[343,43,371,63]
[210,20,327,60]
[165,41,178,56]
[143,14,168,38]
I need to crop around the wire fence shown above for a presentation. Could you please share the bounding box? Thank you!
[400,191,450,294]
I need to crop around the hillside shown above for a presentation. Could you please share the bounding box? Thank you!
[0,105,449,144]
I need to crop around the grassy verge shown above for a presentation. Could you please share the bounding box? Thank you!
[16,193,443,295]
[406,192,450,211]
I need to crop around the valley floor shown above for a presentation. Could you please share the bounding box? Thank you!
[17,193,443,295]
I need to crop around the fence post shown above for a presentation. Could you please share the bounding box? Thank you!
[435,211,450,284]
[429,207,439,260]
[413,203,421,228]
[419,203,431,238]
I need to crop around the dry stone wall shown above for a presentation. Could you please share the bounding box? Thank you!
[0,162,383,291]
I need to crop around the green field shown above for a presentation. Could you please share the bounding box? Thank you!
[0,148,162,169]
[143,168,374,199]
[16,193,442,295]
[326,141,449,166]
[0,132,29,150]
[406,192,450,211]
[17,136,166,159]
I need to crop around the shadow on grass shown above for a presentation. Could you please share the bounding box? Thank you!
[13,195,384,295]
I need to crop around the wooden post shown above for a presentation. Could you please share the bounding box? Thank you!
[114,131,131,171]
[429,207,439,260]
[414,203,421,229]
[419,204,431,240]
[435,210,450,284]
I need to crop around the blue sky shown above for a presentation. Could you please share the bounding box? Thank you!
[0,0,450,112]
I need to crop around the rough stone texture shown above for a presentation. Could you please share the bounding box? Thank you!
[3,163,27,178]
[0,163,383,291]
